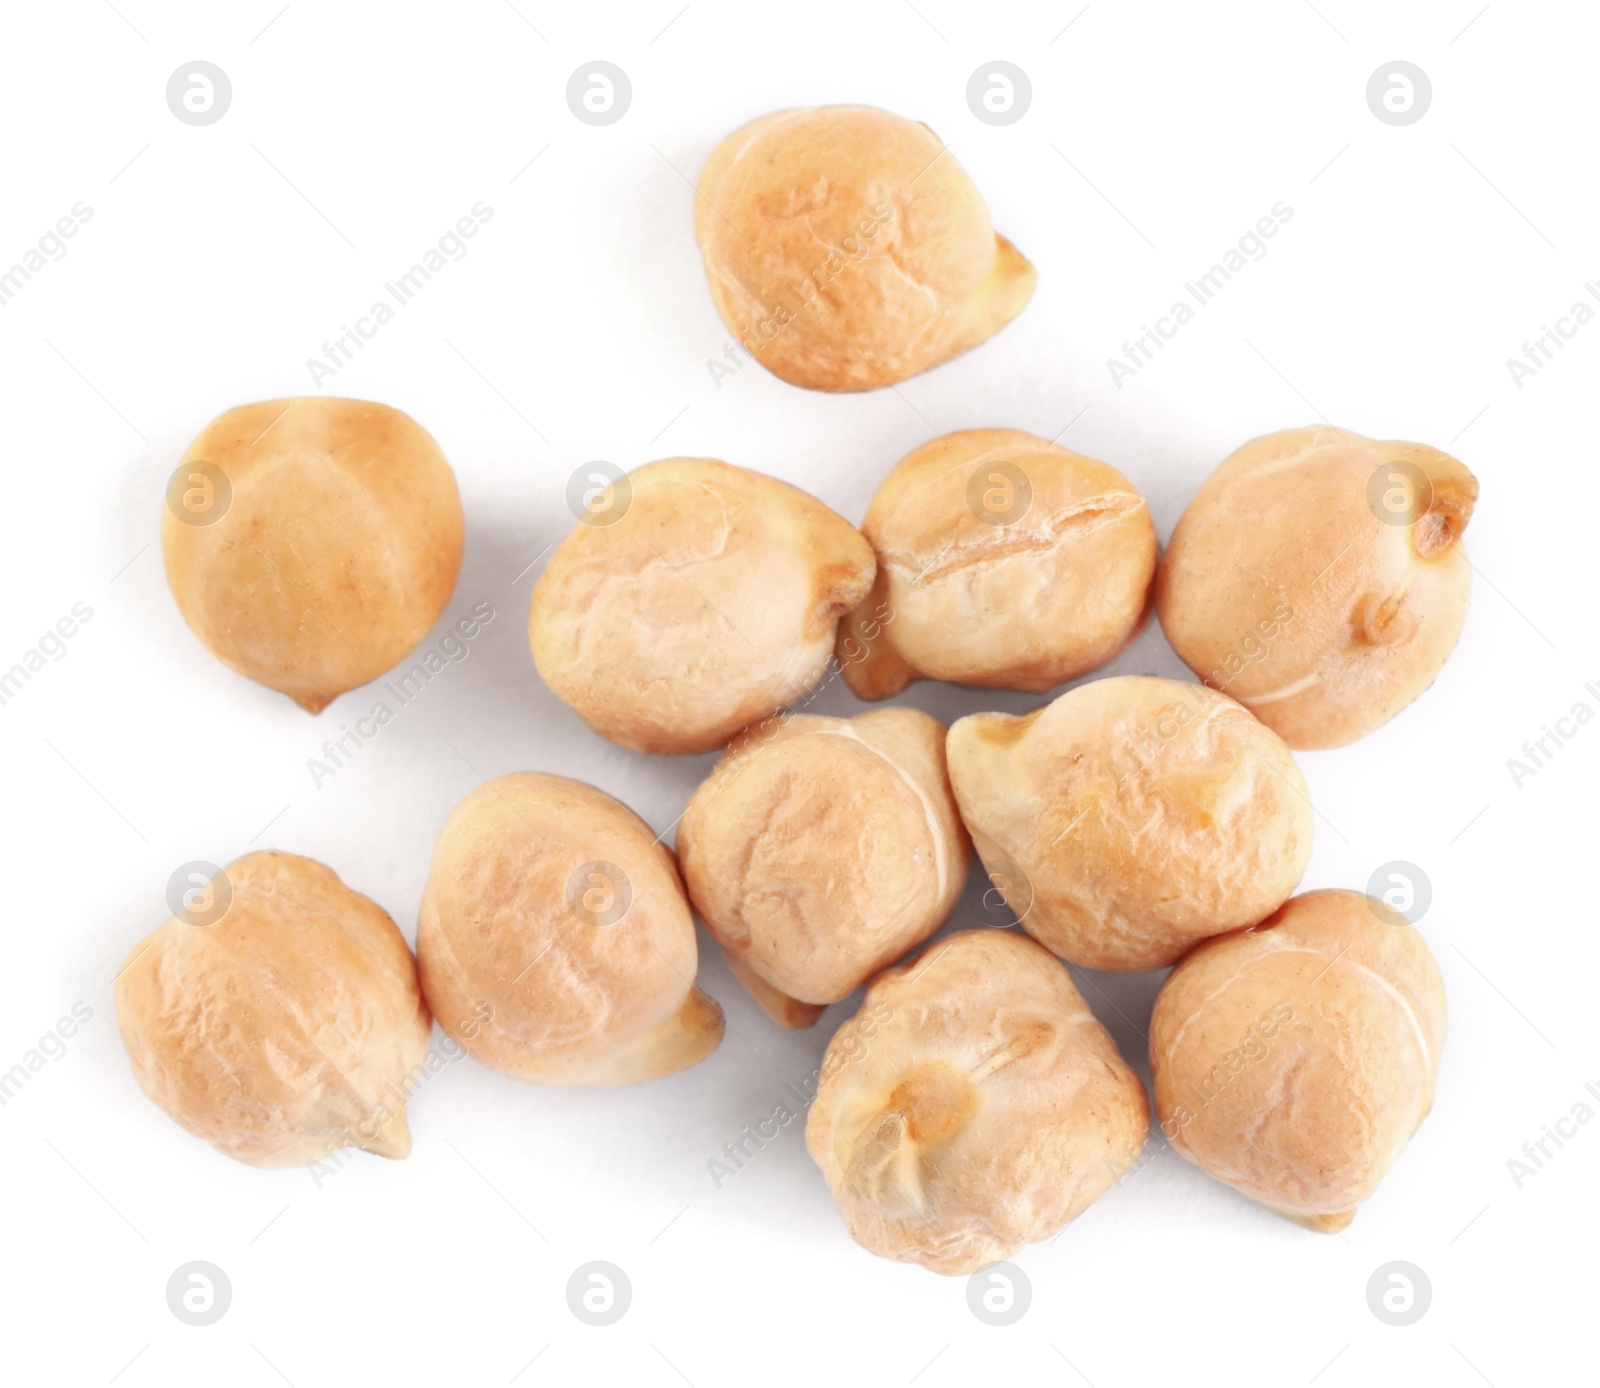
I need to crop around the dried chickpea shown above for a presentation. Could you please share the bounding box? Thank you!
[163,397,464,712]
[417,772,723,1085]
[807,929,1148,1273]
[1149,889,1446,1231]
[530,457,874,754]
[116,851,432,1168]
[947,676,1313,971]
[677,708,968,1025]
[837,429,1156,697]
[1158,425,1477,748]
[696,106,1034,391]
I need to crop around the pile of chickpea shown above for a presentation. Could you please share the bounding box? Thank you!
[121,103,1472,1274]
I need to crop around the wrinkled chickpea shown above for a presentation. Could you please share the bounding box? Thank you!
[1149,889,1446,1231]
[116,851,432,1167]
[807,929,1148,1273]
[677,708,968,1025]
[530,457,875,754]
[948,676,1313,970]
[696,106,1034,391]
[838,429,1156,698]
[417,772,723,1085]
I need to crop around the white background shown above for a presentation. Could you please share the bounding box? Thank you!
[1,1,1594,1384]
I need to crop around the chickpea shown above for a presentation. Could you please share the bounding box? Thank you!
[1149,889,1446,1231]
[115,852,432,1168]
[417,773,723,1085]
[837,429,1156,698]
[162,397,464,712]
[1158,425,1478,748]
[530,457,875,754]
[695,106,1034,391]
[807,929,1148,1273]
[677,708,968,1025]
[947,676,1313,971]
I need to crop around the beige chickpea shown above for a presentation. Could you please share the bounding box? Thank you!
[417,773,723,1085]
[677,708,968,1026]
[947,676,1313,971]
[1149,889,1446,1231]
[115,852,432,1168]
[695,106,1034,392]
[837,429,1156,698]
[163,397,464,713]
[1158,425,1478,748]
[530,457,875,754]
[807,929,1149,1274]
